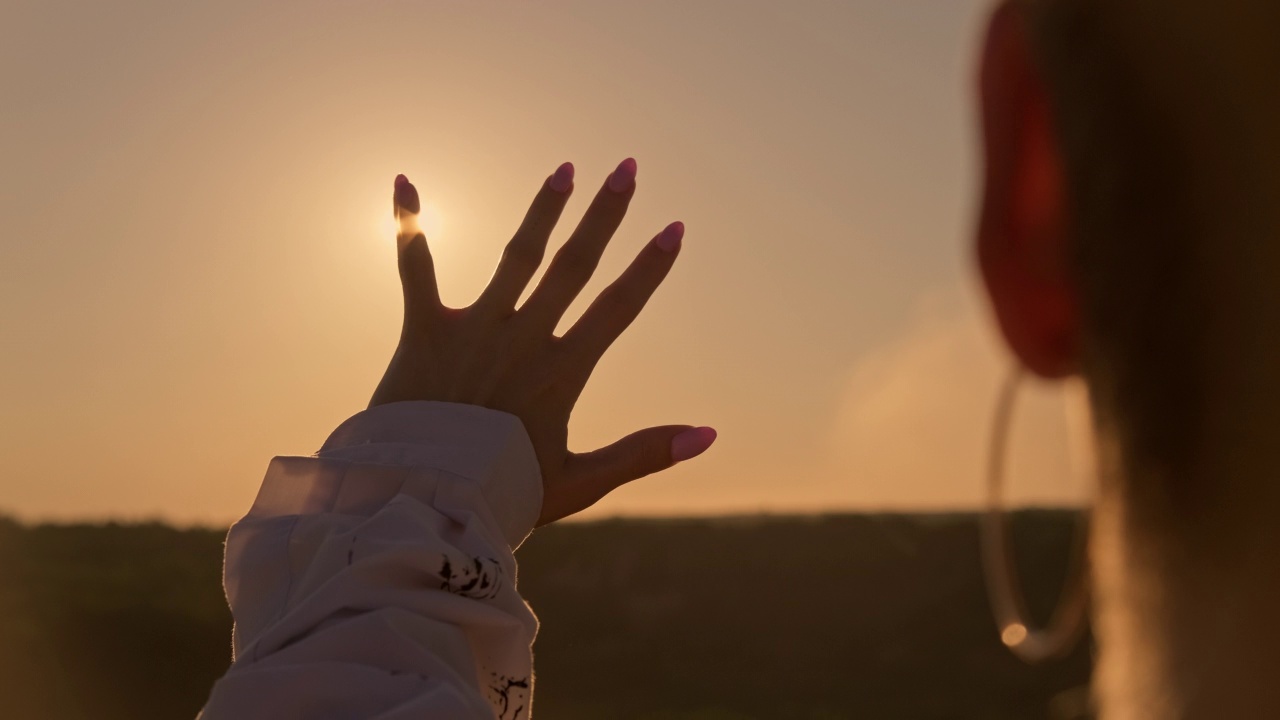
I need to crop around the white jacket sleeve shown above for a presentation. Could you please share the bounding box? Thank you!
[199,401,544,720]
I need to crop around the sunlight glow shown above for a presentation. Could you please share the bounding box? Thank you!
[382,204,444,244]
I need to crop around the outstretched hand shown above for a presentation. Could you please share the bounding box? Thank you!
[370,159,716,525]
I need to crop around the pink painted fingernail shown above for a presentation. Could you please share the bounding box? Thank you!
[671,426,717,463]
[607,157,637,193]
[394,174,420,214]
[655,221,684,253]
[549,162,574,193]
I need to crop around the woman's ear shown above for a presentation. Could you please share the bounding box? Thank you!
[975,1,1080,379]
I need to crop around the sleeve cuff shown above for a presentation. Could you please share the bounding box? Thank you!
[245,402,544,549]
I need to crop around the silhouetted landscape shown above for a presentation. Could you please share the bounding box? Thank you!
[0,512,1091,719]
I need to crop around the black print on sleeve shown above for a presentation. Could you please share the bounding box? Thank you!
[485,669,530,720]
[438,553,504,600]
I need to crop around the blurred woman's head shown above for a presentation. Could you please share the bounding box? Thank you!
[974,0,1280,716]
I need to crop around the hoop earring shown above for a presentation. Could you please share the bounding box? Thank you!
[980,366,1091,663]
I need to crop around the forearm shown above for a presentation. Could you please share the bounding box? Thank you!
[201,402,542,720]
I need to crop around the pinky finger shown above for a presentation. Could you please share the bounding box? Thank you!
[398,232,441,314]
[393,175,441,316]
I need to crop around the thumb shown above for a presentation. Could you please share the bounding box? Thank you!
[573,425,718,488]
[546,425,717,524]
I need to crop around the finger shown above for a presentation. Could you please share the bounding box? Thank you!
[475,162,575,313]
[561,221,683,362]
[542,425,717,525]
[520,157,638,330]
[393,175,440,315]
[394,173,420,215]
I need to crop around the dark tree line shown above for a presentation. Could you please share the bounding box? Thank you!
[0,512,1090,719]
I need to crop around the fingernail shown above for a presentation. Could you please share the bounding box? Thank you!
[394,175,420,214]
[607,157,637,193]
[671,426,717,463]
[655,221,684,253]
[549,162,575,193]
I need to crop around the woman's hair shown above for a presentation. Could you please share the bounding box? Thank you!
[1024,0,1280,532]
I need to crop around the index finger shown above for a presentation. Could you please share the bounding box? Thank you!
[561,221,683,363]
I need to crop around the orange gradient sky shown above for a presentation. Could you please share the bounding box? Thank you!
[0,0,1087,525]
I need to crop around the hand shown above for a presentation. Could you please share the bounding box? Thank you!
[370,159,717,525]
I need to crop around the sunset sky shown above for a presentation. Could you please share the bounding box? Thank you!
[0,0,1087,525]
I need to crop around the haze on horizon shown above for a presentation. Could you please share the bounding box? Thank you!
[0,0,1086,526]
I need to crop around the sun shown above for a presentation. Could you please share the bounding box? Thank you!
[380,203,444,243]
